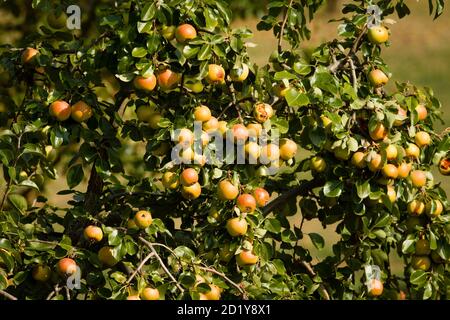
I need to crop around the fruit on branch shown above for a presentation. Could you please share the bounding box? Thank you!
[415,131,431,147]
[279,139,298,160]
[71,101,93,122]
[426,199,443,217]
[217,120,228,137]
[184,79,204,93]
[385,144,398,160]
[147,112,162,129]
[368,69,389,87]
[321,115,332,132]
[334,146,351,161]
[141,287,160,300]
[180,168,198,186]
[253,188,270,207]
[133,210,153,229]
[194,105,212,122]
[45,145,57,162]
[32,265,52,282]
[439,157,450,176]
[231,124,249,142]
[57,258,77,277]
[368,279,384,297]
[133,75,157,92]
[410,170,427,187]
[310,156,327,173]
[351,151,366,168]
[260,144,281,163]
[200,284,221,300]
[367,26,389,44]
[368,153,382,172]
[226,217,247,237]
[382,164,398,179]
[207,64,225,84]
[405,143,420,159]
[22,48,39,64]
[181,182,201,200]
[394,107,407,126]
[397,162,412,178]
[217,180,239,201]
[157,69,181,90]
[273,83,290,98]
[236,194,257,213]
[369,122,388,141]
[127,219,139,230]
[83,225,103,242]
[230,63,249,82]
[98,246,119,267]
[411,255,431,271]
[161,25,176,41]
[49,100,71,121]
[407,200,425,216]
[253,103,274,123]
[175,24,197,43]
[244,141,260,162]
[387,186,396,203]
[177,128,194,145]
[236,250,259,266]
[415,239,431,255]
[203,116,219,133]
[136,105,156,122]
[247,123,263,137]
[415,104,428,121]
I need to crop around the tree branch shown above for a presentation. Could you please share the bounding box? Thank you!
[197,266,248,299]
[126,252,155,284]
[277,0,295,52]
[0,290,18,301]
[300,261,331,300]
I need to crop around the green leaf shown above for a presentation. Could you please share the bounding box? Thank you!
[308,233,325,250]
[323,180,343,198]
[274,71,296,81]
[141,2,156,21]
[285,88,310,107]
[174,246,195,262]
[7,194,28,213]
[131,47,147,58]
[356,180,370,199]
[402,239,415,254]
[67,164,84,189]
[423,282,433,299]
[264,218,281,233]
[197,45,212,61]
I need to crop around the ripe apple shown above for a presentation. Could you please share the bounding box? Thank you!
[127,295,140,300]
[260,144,280,163]
[141,287,160,300]
[217,121,228,137]
[177,128,194,145]
[157,69,181,90]
[369,122,388,141]
[368,279,384,297]
[162,171,179,190]
[147,112,161,129]
[382,164,398,179]
[200,131,210,147]
[194,105,212,122]
[207,64,225,83]
[184,80,204,93]
[127,219,139,230]
[321,115,332,132]
[200,284,221,300]
[134,210,153,229]
[179,147,195,163]
[405,143,420,159]
[253,103,274,123]
[426,200,443,218]
[175,24,197,43]
[45,145,57,162]
[394,107,407,126]
[230,63,249,82]
[415,239,431,255]
[161,25,176,41]
[236,250,259,266]
[279,139,297,160]
[180,168,198,186]
[368,153,382,172]
[407,200,425,216]
[217,180,239,201]
[22,48,39,64]
[247,123,263,137]
[32,264,52,282]
[351,151,366,168]
[71,101,93,122]
[83,225,103,242]
[415,131,431,147]
[387,186,396,203]
[368,69,389,87]
[181,182,201,200]
[253,188,270,207]
[411,255,431,271]
[273,83,290,98]
[244,141,260,162]
[231,124,249,142]
[397,162,412,179]
[384,144,398,160]
[50,100,71,121]
[415,104,428,121]
[98,246,119,267]
[236,194,257,213]
[57,258,77,277]
[410,170,426,187]
[333,146,350,161]
[225,217,247,237]
[203,116,219,133]
[367,26,389,44]
[134,75,157,91]
[439,157,450,176]
[310,156,326,173]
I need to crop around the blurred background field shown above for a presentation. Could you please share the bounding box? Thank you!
[1,0,449,269]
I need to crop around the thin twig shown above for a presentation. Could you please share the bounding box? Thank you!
[348,57,358,92]
[65,286,71,300]
[197,266,247,299]
[46,284,60,300]
[139,237,184,293]
[300,261,331,300]
[277,0,295,52]
[0,290,18,301]
[126,252,155,284]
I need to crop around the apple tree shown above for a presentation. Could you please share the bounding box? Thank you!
[0,0,449,300]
